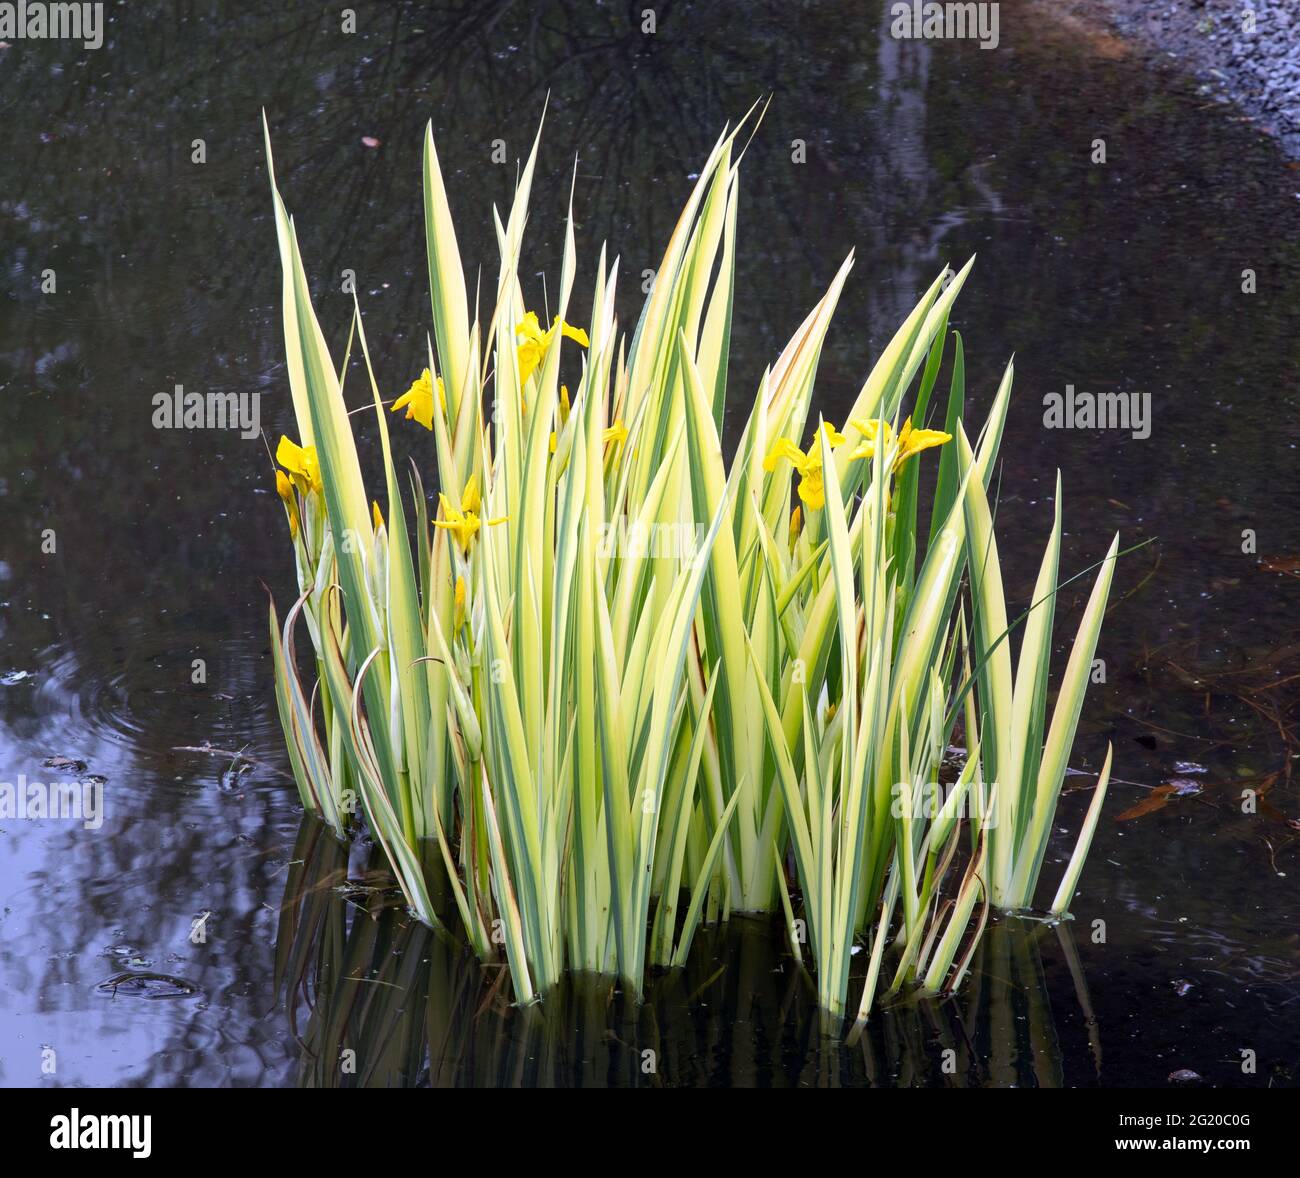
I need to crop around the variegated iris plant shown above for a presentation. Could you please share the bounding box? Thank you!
[264,108,1117,1020]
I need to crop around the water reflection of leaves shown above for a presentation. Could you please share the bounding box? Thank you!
[275,815,1104,1088]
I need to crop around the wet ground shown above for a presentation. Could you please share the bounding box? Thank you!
[1,0,1299,1087]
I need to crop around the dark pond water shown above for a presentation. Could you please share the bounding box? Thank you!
[2,0,1299,1087]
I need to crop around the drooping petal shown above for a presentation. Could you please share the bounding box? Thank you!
[518,338,545,384]
[796,468,825,511]
[763,436,808,473]
[820,421,847,448]
[556,318,590,347]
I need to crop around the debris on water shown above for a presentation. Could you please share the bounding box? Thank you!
[1173,761,1208,775]
[172,743,291,782]
[361,135,381,148]
[1258,555,1300,577]
[1172,979,1194,997]
[95,971,199,999]
[1116,786,1177,821]
[1167,1068,1202,1084]
[1,670,32,685]
[43,755,87,772]
[218,757,253,793]
[334,880,386,898]
[106,945,154,968]
[1116,778,1204,821]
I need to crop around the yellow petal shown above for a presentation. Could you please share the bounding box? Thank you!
[796,469,825,510]
[276,435,307,476]
[303,447,322,493]
[556,318,590,347]
[372,500,384,531]
[603,420,628,446]
[763,436,807,473]
[460,472,481,515]
[433,514,477,553]
[515,311,545,343]
[391,370,434,430]
[898,424,952,462]
[849,418,896,465]
[518,338,545,384]
[278,439,323,494]
[274,469,293,505]
[850,417,892,444]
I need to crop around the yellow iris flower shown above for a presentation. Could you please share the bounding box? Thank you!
[761,422,845,510]
[603,420,628,447]
[516,311,590,385]
[849,416,951,469]
[433,475,506,554]
[276,435,322,495]
[391,368,445,430]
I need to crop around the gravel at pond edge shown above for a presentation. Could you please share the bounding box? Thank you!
[1046,0,1300,159]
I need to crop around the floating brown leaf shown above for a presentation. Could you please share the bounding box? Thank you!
[1116,784,1177,821]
